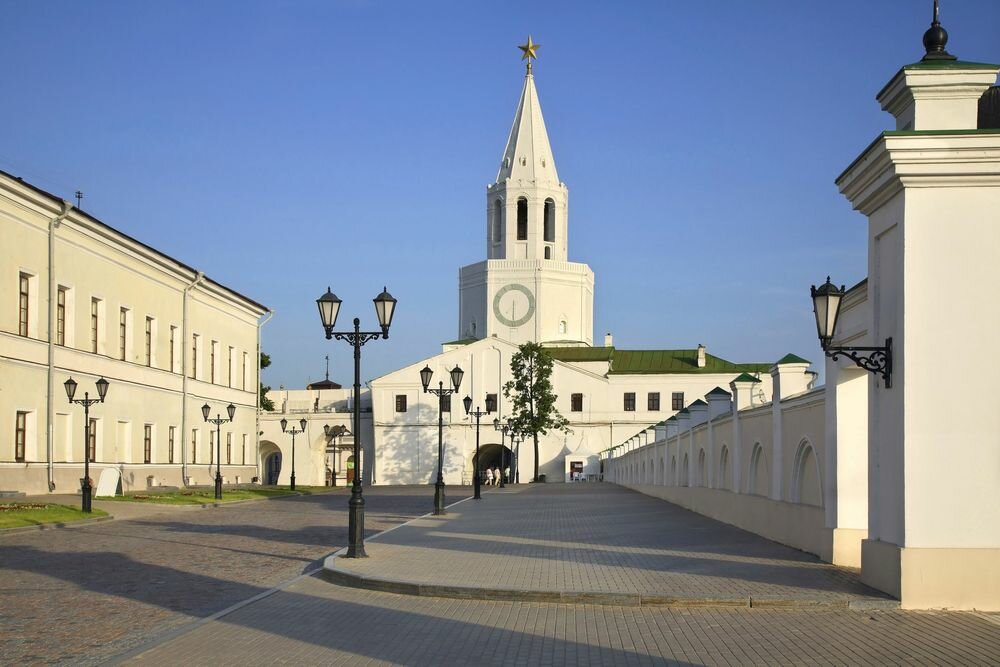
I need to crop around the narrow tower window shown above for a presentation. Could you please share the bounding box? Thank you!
[543,198,555,243]
[492,199,502,243]
[516,197,528,240]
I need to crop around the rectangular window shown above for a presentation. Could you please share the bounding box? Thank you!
[168,426,175,464]
[145,317,153,366]
[191,429,197,464]
[227,433,232,464]
[571,393,583,412]
[169,326,176,372]
[440,394,451,413]
[395,394,407,412]
[91,298,100,353]
[648,392,660,411]
[242,434,247,465]
[18,273,30,337]
[56,287,67,346]
[191,334,199,379]
[672,392,684,411]
[119,307,128,361]
[228,347,235,387]
[210,341,217,384]
[14,411,27,462]
[144,425,152,464]
[118,307,128,359]
[242,352,248,391]
[623,392,636,412]
[88,418,97,462]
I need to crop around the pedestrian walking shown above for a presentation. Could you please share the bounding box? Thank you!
[504,465,511,484]
[494,466,502,486]
[485,467,493,486]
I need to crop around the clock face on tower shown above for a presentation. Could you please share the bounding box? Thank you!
[493,283,535,328]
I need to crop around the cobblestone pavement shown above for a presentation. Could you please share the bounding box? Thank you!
[0,485,463,666]
[126,574,1000,666]
[330,484,889,605]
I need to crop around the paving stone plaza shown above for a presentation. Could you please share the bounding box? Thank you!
[2,484,999,665]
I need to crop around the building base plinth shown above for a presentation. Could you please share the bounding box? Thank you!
[862,539,1000,610]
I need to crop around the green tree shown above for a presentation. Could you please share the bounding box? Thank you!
[503,341,569,482]
[259,351,274,411]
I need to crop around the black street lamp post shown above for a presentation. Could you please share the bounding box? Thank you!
[280,417,308,491]
[202,402,236,500]
[324,424,349,487]
[493,416,514,488]
[810,277,893,387]
[420,364,464,515]
[64,376,109,513]
[317,286,397,558]
[512,431,522,484]
[463,394,495,500]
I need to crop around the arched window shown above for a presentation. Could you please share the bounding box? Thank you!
[792,439,823,506]
[697,449,706,486]
[543,198,555,242]
[747,443,769,496]
[558,320,567,335]
[544,247,551,259]
[718,445,730,490]
[670,456,676,485]
[516,198,528,240]
[492,199,503,243]
[680,454,689,486]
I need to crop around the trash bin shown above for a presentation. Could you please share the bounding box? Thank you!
[538,474,547,483]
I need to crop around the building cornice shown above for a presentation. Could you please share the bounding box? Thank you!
[836,132,1000,216]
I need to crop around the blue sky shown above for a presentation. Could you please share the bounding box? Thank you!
[4,1,999,388]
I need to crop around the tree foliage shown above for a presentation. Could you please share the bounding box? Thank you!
[502,342,569,482]
[259,352,275,411]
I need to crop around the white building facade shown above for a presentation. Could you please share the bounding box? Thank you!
[1,171,269,495]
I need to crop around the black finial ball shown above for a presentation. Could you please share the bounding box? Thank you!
[923,23,948,55]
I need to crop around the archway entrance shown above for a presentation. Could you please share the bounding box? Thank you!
[265,452,282,485]
[260,440,282,486]
[474,443,514,485]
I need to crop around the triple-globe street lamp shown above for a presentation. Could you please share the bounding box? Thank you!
[420,364,464,515]
[202,402,236,499]
[317,286,397,558]
[462,393,496,499]
[64,376,109,512]
[280,417,308,491]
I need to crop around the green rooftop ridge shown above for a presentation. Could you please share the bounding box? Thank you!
[776,353,811,365]
[732,372,761,384]
[706,386,732,397]
[689,399,708,407]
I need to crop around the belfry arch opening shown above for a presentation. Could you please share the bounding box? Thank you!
[492,199,503,243]
[543,198,555,243]
[516,197,528,240]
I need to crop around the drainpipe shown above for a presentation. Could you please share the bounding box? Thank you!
[180,271,205,486]
[46,201,72,492]
[256,310,274,483]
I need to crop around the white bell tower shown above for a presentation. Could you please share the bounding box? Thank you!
[458,38,594,347]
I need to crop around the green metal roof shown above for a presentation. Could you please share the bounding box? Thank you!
[546,347,615,362]
[903,60,999,70]
[545,346,769,375]
[776,353,811,365]
[731,372,761,384]
[441,338,477,346]
[706,386,732,397]
[690,399,708,407]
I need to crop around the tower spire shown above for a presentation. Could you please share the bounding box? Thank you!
[922,0,957,61]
